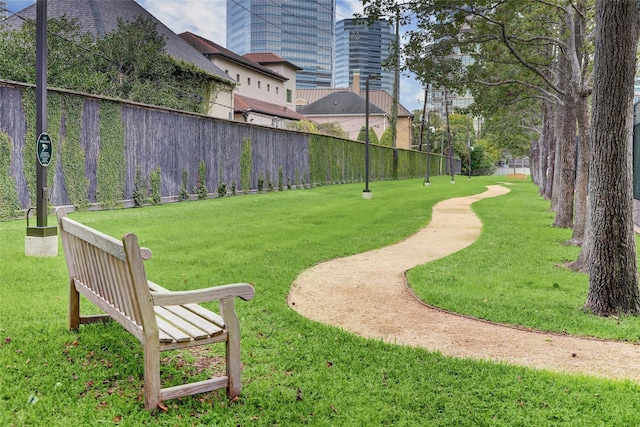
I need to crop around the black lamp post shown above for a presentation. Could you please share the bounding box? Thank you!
[26,0,58,257]
[364,77,371,197]
[363,74,379,199]
[444,89,454,184]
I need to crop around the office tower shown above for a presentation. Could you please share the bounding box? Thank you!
[335,18,394,94]
[226,0,335,88]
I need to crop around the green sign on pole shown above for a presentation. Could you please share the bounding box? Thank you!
[36,132,52,167]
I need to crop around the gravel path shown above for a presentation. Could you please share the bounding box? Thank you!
[288,185,640,382]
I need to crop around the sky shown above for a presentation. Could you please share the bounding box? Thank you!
[3,0,425,111]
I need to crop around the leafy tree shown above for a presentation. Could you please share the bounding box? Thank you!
[369,128,379,144]
[356,126,379,144]
[0,16,219,113]
[287,119,319,134]
[379,127,393,147]
[317,121,347,138]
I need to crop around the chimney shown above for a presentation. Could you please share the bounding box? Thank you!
[352,69,360,94]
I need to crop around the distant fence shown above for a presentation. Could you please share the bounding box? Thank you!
[0,80,447,214]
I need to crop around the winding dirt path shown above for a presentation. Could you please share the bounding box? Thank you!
[288,185,640,382]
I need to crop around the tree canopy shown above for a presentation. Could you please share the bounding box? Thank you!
[0,16,221,113]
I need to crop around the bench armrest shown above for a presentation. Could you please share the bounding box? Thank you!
[151,283,255,306]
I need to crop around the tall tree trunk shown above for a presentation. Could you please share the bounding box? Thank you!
[553,7,581,229]
[539,99,552,198]
[584,0,640,316]
[544,102,556,201]
[567,2,590,247]
[551,97,564,212]
[568,96,590,247]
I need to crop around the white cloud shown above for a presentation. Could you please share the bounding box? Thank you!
[137,0,226,44]
[336,0,363,20]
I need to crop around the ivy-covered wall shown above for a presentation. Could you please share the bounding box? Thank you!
[0,81,445,218]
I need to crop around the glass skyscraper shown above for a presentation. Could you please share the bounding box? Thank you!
[226,0,335,88]
[335,19,394,94]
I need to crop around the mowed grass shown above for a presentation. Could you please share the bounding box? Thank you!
[408,180,640,341]
[1,176,640,426]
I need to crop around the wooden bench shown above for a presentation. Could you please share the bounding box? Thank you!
[56,208,255,410]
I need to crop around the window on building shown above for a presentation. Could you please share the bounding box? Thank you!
[236,74,240,82]
[258,81,261,89]
[247,77,251,86]
[286,89,292,103]
[276,87,279,94]
[267,84,270,92]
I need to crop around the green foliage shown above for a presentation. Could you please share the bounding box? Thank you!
[257,174,264,192]
[194,160,207,199]
[21,89,37,204]
[149,167,161,205]
[0,133,20,220]
[287,119,319,133]
[217,167,227,198]
[356,126,379,145]
[317,121,348,138]
[0,16,226,114]
[278,166,284,191]
[379,127,393,147]
[60,96,89,209]
[469,142,496,175]
[132,167,147,207]
[96,101,125,209]
[266,172,274,192]
[179,168,189,201]
[368,128,379,145]
[240,136,252,192]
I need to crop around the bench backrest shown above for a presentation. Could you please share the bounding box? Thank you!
[56,208,156,336]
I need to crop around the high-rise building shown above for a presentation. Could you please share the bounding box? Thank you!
[335,19,394,94]
[0,2,8,20]
[226,0,335,88]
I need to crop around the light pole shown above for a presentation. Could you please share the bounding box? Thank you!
[420,84,432,186]
[363,74,379,199]
[466,114,471,180]
[444,89,454,184]
[26,0,58,257]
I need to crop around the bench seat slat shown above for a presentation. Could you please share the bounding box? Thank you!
[155,306,209,340]
[156,317,193,343]
[181,303,225,328]
[160,305,224,337]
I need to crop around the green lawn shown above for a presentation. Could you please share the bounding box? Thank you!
[2,176,640,426]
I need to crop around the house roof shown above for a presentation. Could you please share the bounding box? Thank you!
[235,94,306,121]
[179,32,288,82]
[243,53,302,71]
[1,0,233,84]
[296,91,386,116]
[297,87,413,118]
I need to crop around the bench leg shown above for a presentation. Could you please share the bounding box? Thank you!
[143,338,161,410]
[221,299,242,398]
[69,278,80,330]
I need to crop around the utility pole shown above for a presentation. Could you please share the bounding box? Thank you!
[26,0,58,257]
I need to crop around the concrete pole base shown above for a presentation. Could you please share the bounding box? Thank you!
[25,235,58,257]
